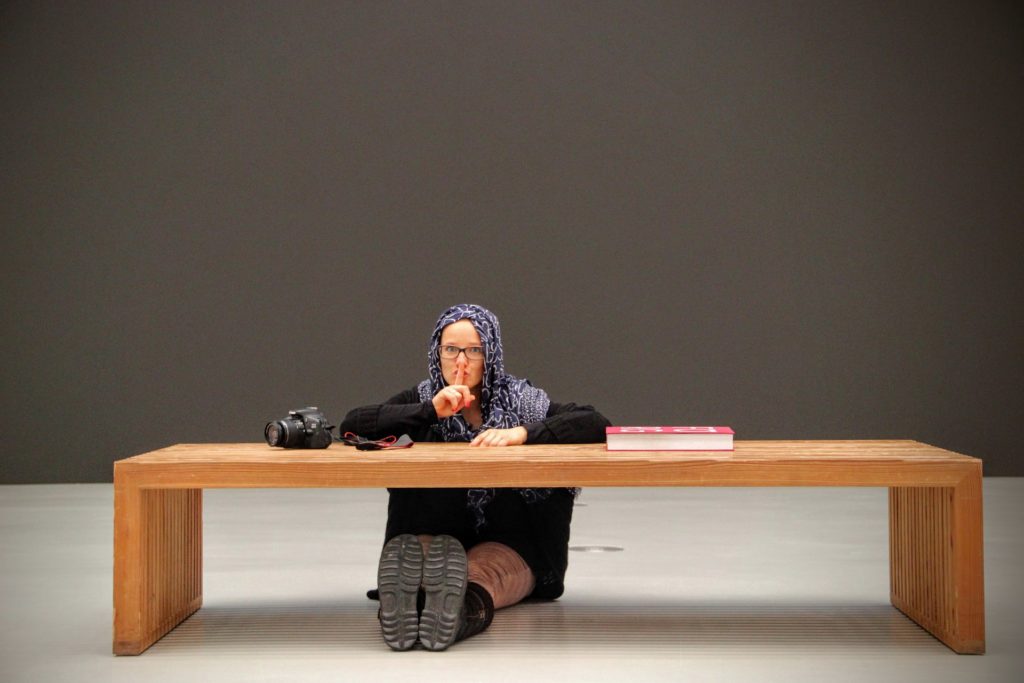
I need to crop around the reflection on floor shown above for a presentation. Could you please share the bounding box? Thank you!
[2,482,1022,681]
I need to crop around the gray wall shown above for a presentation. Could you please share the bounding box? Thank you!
[2,1,1021,483]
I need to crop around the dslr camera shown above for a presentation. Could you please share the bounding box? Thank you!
[264,407,335,449]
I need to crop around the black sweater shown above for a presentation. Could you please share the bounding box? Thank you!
[339,387,610,444]
[347,387,610,600]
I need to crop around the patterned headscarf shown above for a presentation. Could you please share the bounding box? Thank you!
[416,304,560,528]
[417,303,550,440]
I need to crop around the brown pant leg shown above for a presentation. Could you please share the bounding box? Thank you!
[417,534,434,555]
[467,541,536,609]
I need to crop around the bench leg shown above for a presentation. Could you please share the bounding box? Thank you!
[889,472,985,653]
[114,482,203,655]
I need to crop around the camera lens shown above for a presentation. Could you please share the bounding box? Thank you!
[265,417,307,447]
[265,422,284,446]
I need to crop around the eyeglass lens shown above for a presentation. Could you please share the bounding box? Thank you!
[440,345,484,359]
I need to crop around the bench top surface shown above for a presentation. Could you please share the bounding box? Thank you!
[114,441,981,488]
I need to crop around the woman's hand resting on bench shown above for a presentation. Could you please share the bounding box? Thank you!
[470,426,527,448]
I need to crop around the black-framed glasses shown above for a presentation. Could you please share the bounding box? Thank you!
[439,345,485,360]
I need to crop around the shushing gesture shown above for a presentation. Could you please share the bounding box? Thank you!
[432,366,475,419]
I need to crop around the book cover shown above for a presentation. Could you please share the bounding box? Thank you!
[605,426,735,451]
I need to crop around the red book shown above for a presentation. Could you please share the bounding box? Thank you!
[605,426,735,451]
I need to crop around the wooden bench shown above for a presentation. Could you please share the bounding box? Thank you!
[113,440,985,655]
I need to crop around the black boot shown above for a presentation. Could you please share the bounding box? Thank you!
[419,535,468,651]
[452,582,495,644]
[377,534,423,651]
[421,581,494,651]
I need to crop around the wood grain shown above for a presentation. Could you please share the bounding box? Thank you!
[113,476,202,655]
[114,441,976,488]
[889,466,985,654]
[112,440,985,655]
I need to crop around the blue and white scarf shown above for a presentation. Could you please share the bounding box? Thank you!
[416,304,568,528]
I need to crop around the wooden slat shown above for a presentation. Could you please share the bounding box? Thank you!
[889,461,985,654]
[113,476,202,655]
[952,469,985,651]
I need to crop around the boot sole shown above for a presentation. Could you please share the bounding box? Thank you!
[377,534,423,651]
[419,534,468,651]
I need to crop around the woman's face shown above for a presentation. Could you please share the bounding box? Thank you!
[439,319,484,391]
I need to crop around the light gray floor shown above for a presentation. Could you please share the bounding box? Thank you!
[2,481,1022,682]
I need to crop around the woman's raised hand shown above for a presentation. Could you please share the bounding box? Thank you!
[432,366,474,419]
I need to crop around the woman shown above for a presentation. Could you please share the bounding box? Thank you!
[340,303,610,651]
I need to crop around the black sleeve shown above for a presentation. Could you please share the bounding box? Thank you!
[338,387,439,441]
[523,402,612,444]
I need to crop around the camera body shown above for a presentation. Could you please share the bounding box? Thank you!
[265,407,334,449]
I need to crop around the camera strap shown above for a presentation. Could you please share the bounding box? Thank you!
[338,432,414,450]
